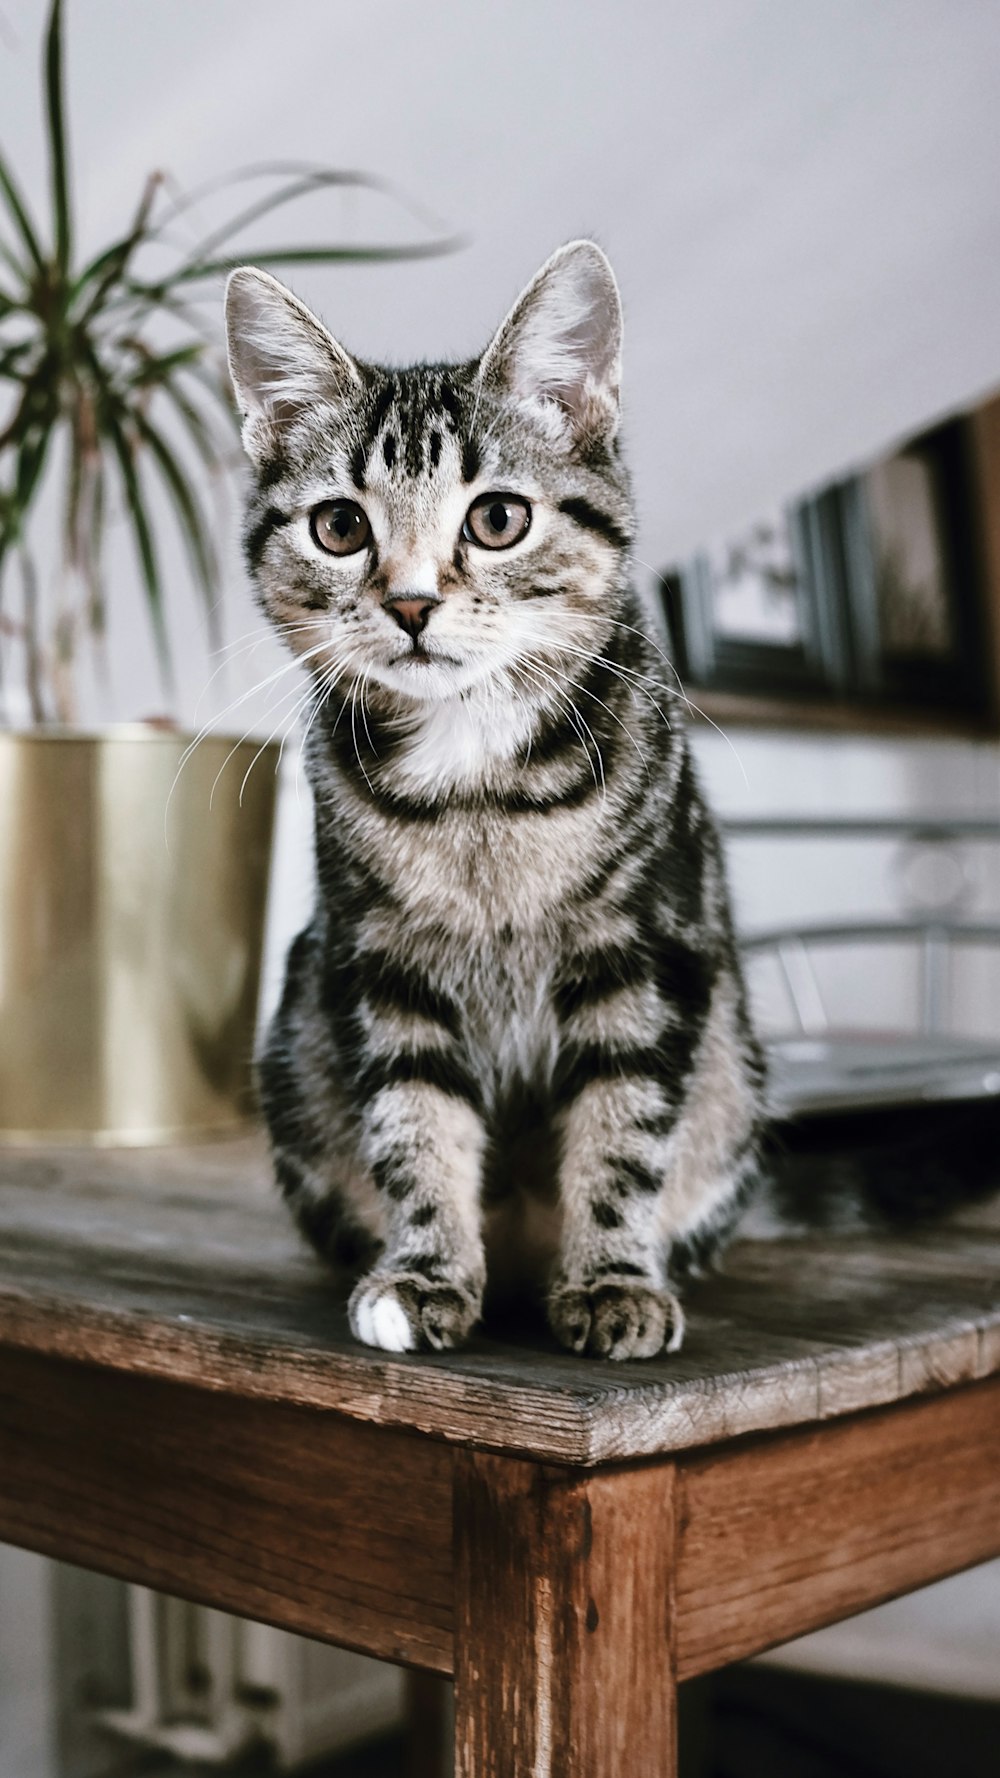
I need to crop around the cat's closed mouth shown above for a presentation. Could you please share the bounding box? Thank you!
[397,645,457,666]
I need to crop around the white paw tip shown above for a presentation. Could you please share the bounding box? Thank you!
[365,1290,416,1353]
[665,1297,686,1353]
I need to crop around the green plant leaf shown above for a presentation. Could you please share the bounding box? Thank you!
[164,167,392,271]
[44,0,72,274]
[7,409,57,541]
[146,158,376,219]
[99,278,218,337]
[155,371,234,466]
[0,339,35,379]
[129,343,204,386]
[70,172,160,317]
[162,236,465,287]
[130,161,432,259]
[0,146,45,274]
[130,404,219,638]
[100,395,173,692]
[0,235,28,284]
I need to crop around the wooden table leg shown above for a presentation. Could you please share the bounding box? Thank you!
[405,1669,452,1778]
[453,1453,677,1778]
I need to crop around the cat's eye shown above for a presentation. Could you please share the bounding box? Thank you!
[463,493,532,550]
[310,499,371,557]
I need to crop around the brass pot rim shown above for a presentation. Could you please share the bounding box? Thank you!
[0,724,281,750]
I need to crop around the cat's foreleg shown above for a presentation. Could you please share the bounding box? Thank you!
[548,960,761,1360]
[547,939,703,1359]
[348,1070,487,1354]
[548,1068,686,1360]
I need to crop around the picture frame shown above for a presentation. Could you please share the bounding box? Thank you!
[659,414,994,728]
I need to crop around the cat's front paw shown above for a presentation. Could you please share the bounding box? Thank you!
[548,1278,685,1360]
[348,1270,481,1354]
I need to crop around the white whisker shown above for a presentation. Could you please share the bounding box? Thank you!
[358,667,378,758]
[164,641,333,848]
[211,672,318,810]
[237,675,318,807]
[523,646,650,779]
[295,660,351,805]
[349,676,376,796]
[544,637,674,738]
[608,610,749,788]
[517,654,606,806]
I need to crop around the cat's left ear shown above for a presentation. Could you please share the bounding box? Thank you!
[478,240,622,450]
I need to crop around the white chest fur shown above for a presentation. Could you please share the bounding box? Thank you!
[392,691,532,798]
[332,682,617,935]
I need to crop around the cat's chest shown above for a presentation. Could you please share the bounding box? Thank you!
[335,779,610,935]
[392,697,525,799]
[399,806,598,929]
[321,690,622,929]
[450,934,560,1111]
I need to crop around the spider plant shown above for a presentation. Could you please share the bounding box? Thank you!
[0,0,457,724]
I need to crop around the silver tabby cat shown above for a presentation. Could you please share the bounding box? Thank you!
[225,241,766,1360]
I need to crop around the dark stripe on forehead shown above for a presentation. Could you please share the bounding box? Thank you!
[244,505,291,570]
[366,381,396,445]
[438,382,461,427]
[348,382,397,486]
[397,384,427,477]
[349,440,368,491]
[383,432,397,469]
[558,497,630,551]
[428,430,442,469]
[461,437,480,483]
[257,454,288,490]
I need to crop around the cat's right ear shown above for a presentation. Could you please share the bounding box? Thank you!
[224,268,362,463]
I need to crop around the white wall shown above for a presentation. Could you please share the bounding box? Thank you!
[4,0,1000,723]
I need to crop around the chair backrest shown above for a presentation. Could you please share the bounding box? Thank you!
[720,816,1000,1037]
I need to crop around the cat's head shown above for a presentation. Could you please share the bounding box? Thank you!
[225,242,631,706]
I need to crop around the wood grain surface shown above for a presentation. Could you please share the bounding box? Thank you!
[4,1339,998,1693]
[0,1345,453,1672]
[0,1139,997,1464]
[674,1374,1000,1679]
[454,1454,677,1778]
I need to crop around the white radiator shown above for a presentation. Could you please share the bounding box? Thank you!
[95,1587,405,1768]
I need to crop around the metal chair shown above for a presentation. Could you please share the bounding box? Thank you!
[721,817,1000,1118]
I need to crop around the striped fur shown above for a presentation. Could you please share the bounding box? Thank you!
[226,243,766,1358]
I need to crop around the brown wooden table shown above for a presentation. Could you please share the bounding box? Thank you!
[1,1139,998,1776]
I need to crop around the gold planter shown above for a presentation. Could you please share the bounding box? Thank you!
[0,729,279,1144]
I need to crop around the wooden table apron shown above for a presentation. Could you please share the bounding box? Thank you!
[1,1144,999,1776]
[2,1350,998,1675]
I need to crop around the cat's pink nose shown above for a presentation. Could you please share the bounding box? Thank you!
[385,596,436,639]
